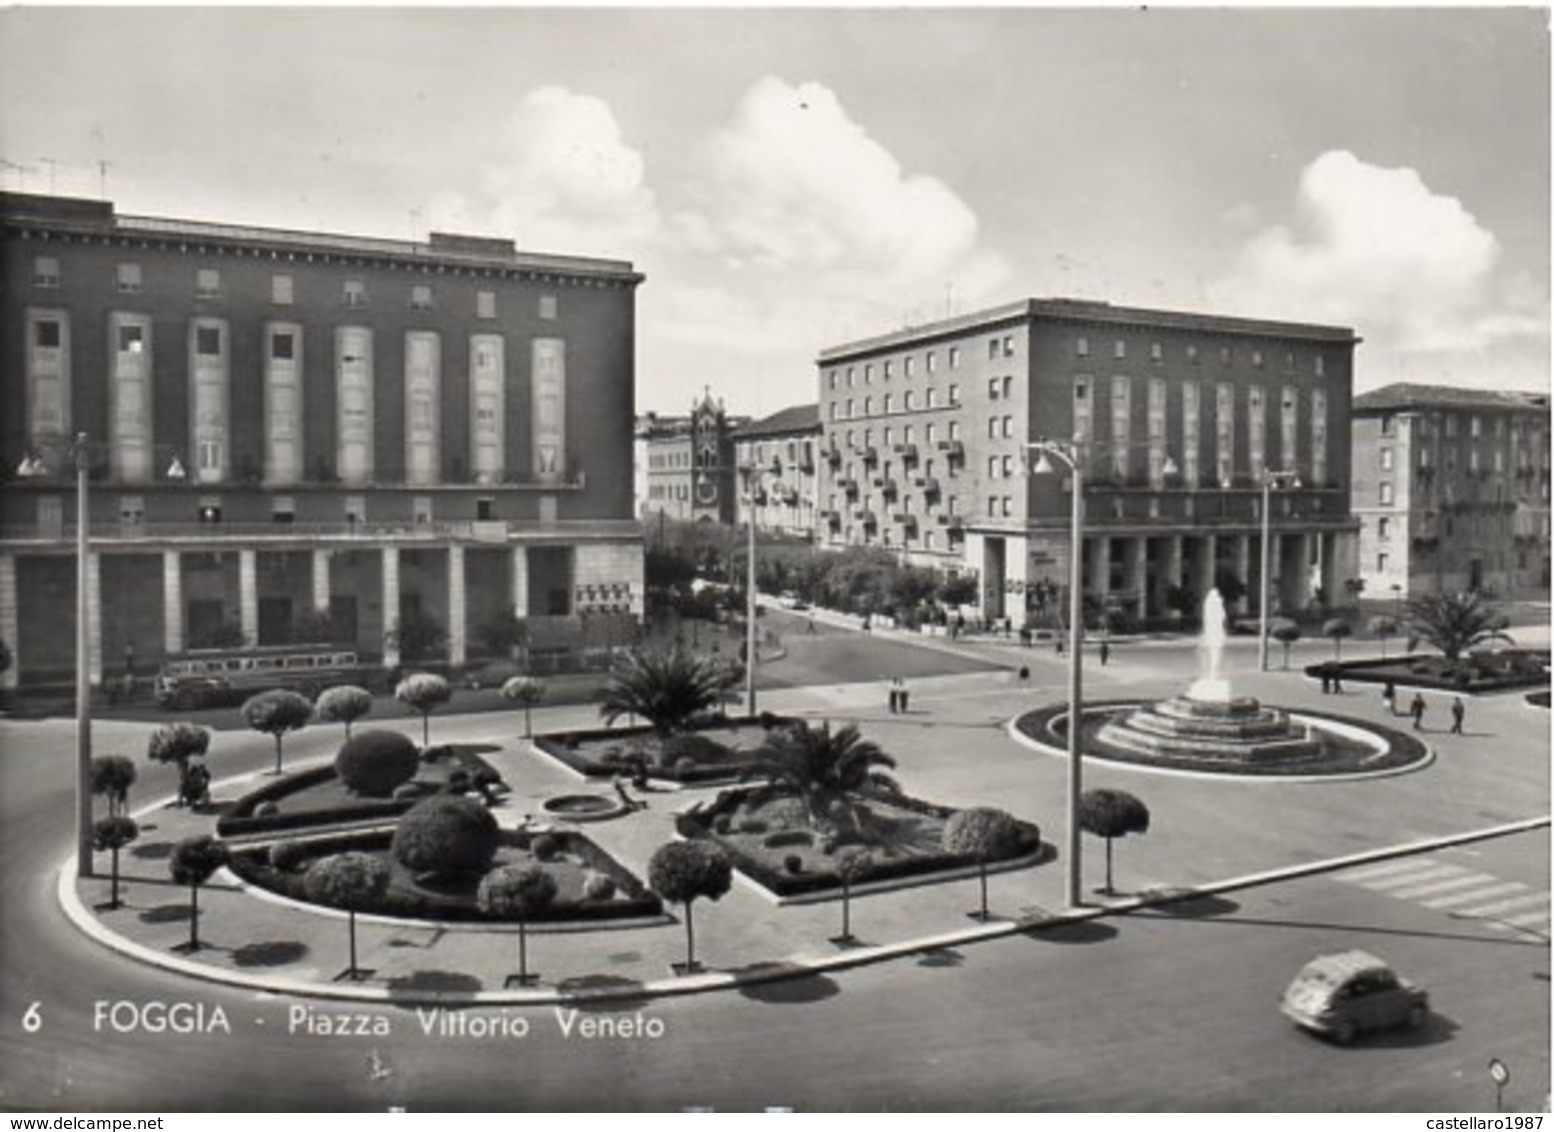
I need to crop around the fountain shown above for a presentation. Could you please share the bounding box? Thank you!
[1096,589,1325,766]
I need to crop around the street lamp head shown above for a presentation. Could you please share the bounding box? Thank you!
[1162,455,1180,477]
[1031,451,1056,476]
[165,455,187,481]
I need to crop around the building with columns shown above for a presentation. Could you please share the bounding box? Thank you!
[732,404,821,539]
[1352,382,1550,600]
[816,298,1361,626]
[0,191,645,688]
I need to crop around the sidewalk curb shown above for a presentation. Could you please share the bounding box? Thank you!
[57,815,1548,1009]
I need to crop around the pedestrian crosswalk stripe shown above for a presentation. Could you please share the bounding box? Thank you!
[1386,872,1500,900]
[1453,892,1551,919]
[1335,858,1444,883]
[1421,882,1528,909]
[1359,865,1467,891]
[1501,908,1552,930]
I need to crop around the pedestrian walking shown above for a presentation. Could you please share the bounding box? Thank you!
[1382,681,1396,715]
[899,681,910,713]
[1450,696,1465,734]
[1320,668,1331,695]
[1099,640,1111,667]
[1018,665,1030,683]
[887,679,898,714]
[1410,692,1427,731]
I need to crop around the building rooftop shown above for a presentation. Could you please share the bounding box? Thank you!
[818,297,1358,362]
[732,404,820,440]
[0,191,641,282]
[1353,382,1550,414]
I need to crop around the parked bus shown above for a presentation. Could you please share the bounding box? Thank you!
[154,644,371,711]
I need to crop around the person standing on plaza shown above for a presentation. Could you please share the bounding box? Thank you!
[1410,691,1427,730]
[1450,696,1466,734]
[1099,639,1110,667]
[899,680,910,714]
[1382,680,1396,715]
[887,678,898,714]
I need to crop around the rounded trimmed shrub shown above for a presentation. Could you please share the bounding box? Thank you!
[783,854,804,875]
[253,801,280,818]
[335,730,420,798]
[476,863,558,920]
[764,829,813,850]
[674,757,697,775]
[942,806,1024,862]
[391,795,499,878]
[738,818,769,835]
[581,870,617,902]
[304,851,391,913]
[268,840,310,872]
[660,732,730,768]
[531,833,564,862]
[712,815,733,835]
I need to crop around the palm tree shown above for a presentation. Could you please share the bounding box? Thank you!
[744,720,899,835]
[1405,592,1515,665]
[598,647,724,736]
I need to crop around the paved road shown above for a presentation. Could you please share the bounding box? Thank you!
[1,629,1547,1111]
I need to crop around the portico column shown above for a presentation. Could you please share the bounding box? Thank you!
[1128,537,1148,619]
[510,546,529,619]
[0,554,17,689]
[1163,536,1183,618]
[311,549,331,613]
[238,549,258,646]
[1292,532,1312,613]
[1234,535,1251,614]
[448,543,467,668]
[163,551,183,654]
[382,546,401,670]
[1090,536,1111,603]
[86,552,102,686]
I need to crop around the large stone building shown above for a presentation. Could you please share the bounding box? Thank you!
[0,191,644,687]
[816,298,1361,625]
[732,404,821,540]
[1352,383,1550,600]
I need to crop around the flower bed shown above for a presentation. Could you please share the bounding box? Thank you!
[217,745,509,837]
[1306,649,1550,694]
[226,827,661,923]
[674,787,1042,898]
[534,715,797,785]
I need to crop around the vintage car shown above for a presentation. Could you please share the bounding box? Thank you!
[1280,949,1429,1043]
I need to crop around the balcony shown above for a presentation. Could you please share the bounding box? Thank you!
[860,446,879,464]
[917,476,941,496]
[0,517,643,546]
[937,439,965,460]
[880,478,900,498]
[824,447,843,466]
[838,478,860,494]
[894,443,919,462]
[894,512,918,528]
[856,509,879,527]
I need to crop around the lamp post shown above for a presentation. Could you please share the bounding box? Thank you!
[1027,438,1087,908]
[738,465,762,718]
[1258,468,1302,672]
[17,433,185,878]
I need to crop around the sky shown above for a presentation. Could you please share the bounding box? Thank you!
[1,6,1548,418]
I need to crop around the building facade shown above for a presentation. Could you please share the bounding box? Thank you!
[816,298,1360,625]
[1352,383,1550,600]
[640,392,741,525]
[732,404,821,539]
[1,191,644,687]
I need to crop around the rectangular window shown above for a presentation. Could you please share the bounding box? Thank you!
[1150,342,1163,363]
[1003,336,1014,357]
[1311,389,1328,486]
[926,351,936,373]
[1074,376,1092,447]
[1380,414,1395,436]
[196,268,221,298]
[1114,340,1126,360]
[904,357,914,377]
[410,284,433,310]
[539,295,558,320]
[1315,354,1326,377]
[1147,378,1167,489]
[117,324,144,353]
[1076,336,1090,358]
[949,347,960,369]
[989,339,1000,361]
[883,360,893,379]
[988,456,1000,478]
[35,319,62,349]
[32,256,59,288]
[1252,350,1264,367]
[1380,448,1393,471]
[343,279,367,307]
[271,331,295,360]
[1182,382,1201,486]
[1002,455,1014,477]
[1110,376,1132,479]
[116,263,142,294]
[1247,385,1266,479]
[1219,346,1232,365]
[1002,375,1013,399]
[989,377,1000,400]
[1378,517,1391,541]
[1002,416,1013,439]
[1216,383,1235,486]
[988,418,999,440]
[476,290,497,319]
[1379,482,1394,505]
[196,326,221,356]
[1186,344,1198,364]
[271,273,294,305]
[948,383,960,405]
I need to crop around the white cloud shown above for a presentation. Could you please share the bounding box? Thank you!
[677,76,1009,302]
[1216,150,1543,357]
[428,86,659,258]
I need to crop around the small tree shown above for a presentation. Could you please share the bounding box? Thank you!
[90,754,138,818]
[501,676,546,739]
[390,604,447,664]
[168,835,228,951]
[241,689,314,776]
[315,685,374,739]
[304,852,390,981]
[92,815,139,909]
[335,729,421,797]
[477,864,559,986]
[147,723,212,807]
[599,647,725,736]
[1405,591,1515,666]
[832,846,873,946]
[1323,618,1353,661]
[395,672,452,748]
[1078,788,1151,895]
[1369,616,1400,660]
[648,841,733,973]
[942,807,1022,921]
[1268,618,1302,670]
